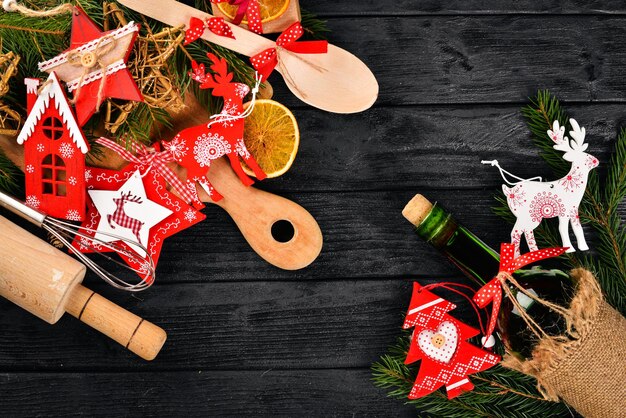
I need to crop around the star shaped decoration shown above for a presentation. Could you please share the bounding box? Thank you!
[88,169,172,258]
[72,163,206,278]
[38,6,143,126]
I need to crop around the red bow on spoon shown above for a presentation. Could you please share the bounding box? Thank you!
[250,22,328,82]
[96,138,199,206]
[184,16,236,45]
[473,243,568,339]
[211,0,264,34]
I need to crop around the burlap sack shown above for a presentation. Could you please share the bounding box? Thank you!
[502,269,626,418]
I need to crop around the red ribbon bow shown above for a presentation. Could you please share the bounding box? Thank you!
[211,0,263,34]
[473,243,568,339]
[184,16,236,45]
[96,137,197,205]
[249,22,328,82]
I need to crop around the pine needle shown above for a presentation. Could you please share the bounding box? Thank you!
[0,0,330,156]
[374,90,626,416]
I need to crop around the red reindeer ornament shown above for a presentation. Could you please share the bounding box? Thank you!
[162,54,266,205]
[403,283,501,399]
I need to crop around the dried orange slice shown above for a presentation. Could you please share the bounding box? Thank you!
[241,99,299,178]
[217,0,290,26]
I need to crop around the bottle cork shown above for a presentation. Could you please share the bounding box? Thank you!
[402,194,434,227]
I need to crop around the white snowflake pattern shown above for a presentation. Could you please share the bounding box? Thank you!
[25,195,40,208]
[84,169,92,182]
[36,143,45,152]
[183,208,197,222]
[25,164,35,173]
[235,83,250,99]
[215,99,240,127]
[222,99,239,116]
[68,176,77,186]
[164,136,189,159]
[58,143,75,159]
[193,133,231,167]
[65,209,81,221]
[235,138,251,159]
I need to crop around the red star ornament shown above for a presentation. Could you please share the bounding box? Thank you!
[403,283,501,399]
[38,6,143,127]
[71,162,205,280]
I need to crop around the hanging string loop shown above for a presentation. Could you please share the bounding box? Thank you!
[481,159,543,185]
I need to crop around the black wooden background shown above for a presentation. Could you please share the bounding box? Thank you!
[2,1,626,416]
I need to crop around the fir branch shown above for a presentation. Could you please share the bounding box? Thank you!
[372,334,572,418]
[520,90,570,177]
[0,0,332,187]
[490,90,626,311]
[0,148,22,193]
[375,90,626,416]
[300,9,330,40]
[520,91,626,311]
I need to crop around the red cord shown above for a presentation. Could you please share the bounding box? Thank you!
[420,282,489,337]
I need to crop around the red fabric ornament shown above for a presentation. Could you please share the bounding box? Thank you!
[249,22,328,82]
[71,162,205,279]
[38,7,143,127]
[473,243,568,339]
[161,54,267,206]
[211,0,263,34]
[184,16,235,45]
[17,73,88,221]
[403,283,501,399]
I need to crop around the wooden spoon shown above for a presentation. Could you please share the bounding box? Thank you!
[165,95,323,271]
[118,0,379,114]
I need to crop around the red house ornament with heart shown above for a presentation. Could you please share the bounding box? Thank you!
[17,72,88,221]
[403,283,501,399]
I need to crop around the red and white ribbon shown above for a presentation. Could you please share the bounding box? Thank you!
[211,0,263,34]
[184,16,235,45]
[96,137,197,204]
[249,22,328,82]
[473,243,568,339]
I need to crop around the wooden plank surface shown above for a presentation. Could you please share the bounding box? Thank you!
[265,104,619,192]
[2,2,625,417]
[0,371,414,417]
[273,16,626,107]
[306,1,626,15]
[0,279,412,369]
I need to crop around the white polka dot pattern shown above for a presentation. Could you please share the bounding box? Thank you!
[211,0,264,34]
[417,321,459,364]
[473,243,568,339]
[184,16,236,46]
[249,22,328,81]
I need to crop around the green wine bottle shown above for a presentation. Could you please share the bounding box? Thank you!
[402,194,573,358]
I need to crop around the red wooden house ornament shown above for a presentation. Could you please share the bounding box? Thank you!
[17,72,89,221]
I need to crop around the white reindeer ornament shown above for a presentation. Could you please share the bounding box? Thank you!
[483,119,599,257]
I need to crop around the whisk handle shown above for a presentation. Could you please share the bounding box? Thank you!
[65,284,167,361]
[0,190,46,226]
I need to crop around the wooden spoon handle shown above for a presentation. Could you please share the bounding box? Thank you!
[206,158,323,270]
[65,284,167,361]
[118,0,274,57]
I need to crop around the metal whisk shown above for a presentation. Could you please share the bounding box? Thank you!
[0,191,155,292]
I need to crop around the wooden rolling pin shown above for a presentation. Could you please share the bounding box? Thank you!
[0,214,166,360]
